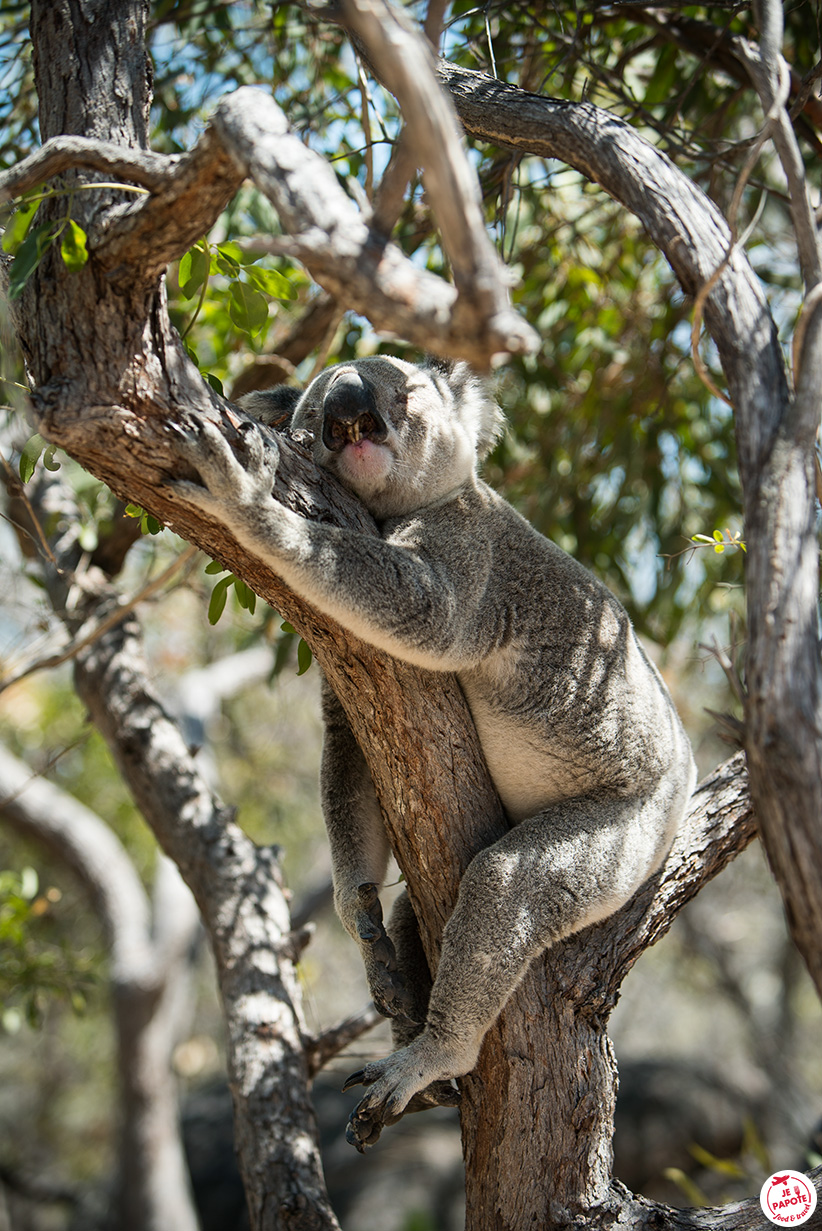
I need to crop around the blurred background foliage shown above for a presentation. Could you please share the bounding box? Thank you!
[1,1,822,1226]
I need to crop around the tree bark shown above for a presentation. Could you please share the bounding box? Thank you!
[4,3,815,1229]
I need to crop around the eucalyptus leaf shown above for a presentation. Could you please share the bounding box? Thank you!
[59,220,89,272]
[228,280,268,337]
[8,223,55,300]
[179,244,210,298]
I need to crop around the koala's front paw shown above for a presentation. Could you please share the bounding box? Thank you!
[353,884,418,1023]
[169,415,280,514]
[341,1035,462,1152]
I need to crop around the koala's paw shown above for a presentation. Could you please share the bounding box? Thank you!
[355,883,418,1023]
[169,416,279,514]
[341,1036,462,1152]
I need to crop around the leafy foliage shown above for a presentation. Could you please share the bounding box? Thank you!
[143,0,817,642]
[0,866,99,1029]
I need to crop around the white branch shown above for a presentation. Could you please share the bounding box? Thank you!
[340,0,512,317]
[0,741,156,985]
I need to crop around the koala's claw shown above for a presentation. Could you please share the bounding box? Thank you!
[354,884,418,1022]
[341,1068,368,1093]
[168,414,279,510]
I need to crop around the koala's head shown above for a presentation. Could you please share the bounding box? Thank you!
[243,356,503,519]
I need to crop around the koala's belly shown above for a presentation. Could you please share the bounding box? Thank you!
[461,693,596,823]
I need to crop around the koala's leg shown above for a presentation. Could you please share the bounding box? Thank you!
[385,891,431,1040]
[345,783,685,1149]
[320,681,416,1021]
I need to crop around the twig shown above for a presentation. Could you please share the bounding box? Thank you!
[305,1004,382,1077]
[337,0,523,329]
[690,189,766,408]
[0,448,60,568]
[0,136,174,203]
[356,58,375,201]
[0,543,199,692]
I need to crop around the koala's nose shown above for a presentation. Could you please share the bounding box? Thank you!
[322,371,388,452]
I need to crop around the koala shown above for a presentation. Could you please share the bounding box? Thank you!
[173,355,696,1151]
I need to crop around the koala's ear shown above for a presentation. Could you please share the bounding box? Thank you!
[424,357,505,461]
[237,385,302,430]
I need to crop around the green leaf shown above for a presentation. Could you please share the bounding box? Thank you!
[8,223,55,300]
[687,1144,747,1178]
[233,578,257,614]
[123,503,161,535]
[216,240,256,266]
[228,280,268,337]
[2,195,40,255]
[208,574,233,625]
[20,867,38,900]
[212,246,241,278]
[42,444,61,472]
[19,434,47,483]
[59,219,89,272]
[179,244,210,298]
[204,372,224,395]
[243,265,297,300]
[272,628,295,676]
[643,44,679,107]
[296,638,313,676]
[204,559,227,575]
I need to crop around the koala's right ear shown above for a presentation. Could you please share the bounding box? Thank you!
[237,385,302,430]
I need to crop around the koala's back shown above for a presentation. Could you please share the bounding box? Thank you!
[384,478,694,826]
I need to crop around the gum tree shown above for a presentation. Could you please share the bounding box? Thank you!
[1,2,820,1229]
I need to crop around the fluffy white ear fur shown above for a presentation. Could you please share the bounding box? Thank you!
[425,359,505,461]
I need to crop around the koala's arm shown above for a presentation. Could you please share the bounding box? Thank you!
[320,681,416,1020]
[320,679,390,920]
[173,420,492,672]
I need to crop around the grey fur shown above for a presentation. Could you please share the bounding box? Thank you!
[174,356,696,1150]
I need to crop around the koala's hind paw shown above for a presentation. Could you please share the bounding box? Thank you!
[343,1075,458,1152]
[341,1039,462,1151]
[355,883,418,1022]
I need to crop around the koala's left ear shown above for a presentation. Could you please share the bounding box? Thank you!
[237,385,303,430]
[425,357,505,461]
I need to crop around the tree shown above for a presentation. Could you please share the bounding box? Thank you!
[0,1,820,1229]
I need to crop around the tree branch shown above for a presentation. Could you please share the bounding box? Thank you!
[433,56,822,1006]
[0,741,202,1231]
[208,86,536,365]
[1,83,536,365]
[0,741,156,985]
[338,0,514,324]
[739,0,822,290]
[0,136,171,201]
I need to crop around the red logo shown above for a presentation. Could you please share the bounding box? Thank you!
[760,1171,817,1226]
